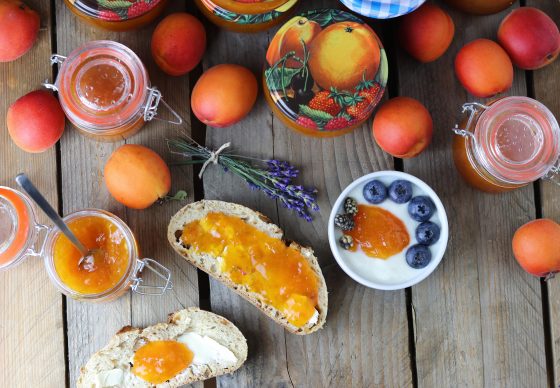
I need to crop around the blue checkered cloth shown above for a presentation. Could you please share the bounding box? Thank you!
[340,0,426,19]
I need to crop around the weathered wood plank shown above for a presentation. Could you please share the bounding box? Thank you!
[56,2,199,386]
[528,0,560,385]
[398,2,547,386]
[0,1,66,387]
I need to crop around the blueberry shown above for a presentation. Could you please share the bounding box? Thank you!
[408,196,436,222]
[388,180,413,204]
[415,221,440,246]
[363,180,387,204]
[406,244,432,269]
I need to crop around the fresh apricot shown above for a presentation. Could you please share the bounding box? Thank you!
[454,39,513,98]
[398,3,455,63]
[151,13,206,76]
[372,97,433,158]
[104,144,171,210]
[0,0,40,62]
[191,64,258,128]
[444,0,513,15]
[498,7,560,70]
[512,219,560,277]
[7,90,65,153]
[308,22,381,91]
[266,16,322,68]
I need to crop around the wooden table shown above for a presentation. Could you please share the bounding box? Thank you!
[1,0,559,387]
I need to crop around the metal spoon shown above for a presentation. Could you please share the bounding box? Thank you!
[15,173,100,271]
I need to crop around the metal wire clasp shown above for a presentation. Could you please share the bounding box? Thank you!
[131,258,173,296]
[42,54,67,92]
[451,102,489,141]
[543,158,560,187]
[143,87,183,125]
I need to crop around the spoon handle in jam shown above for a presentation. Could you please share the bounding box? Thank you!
[15,173,90,256]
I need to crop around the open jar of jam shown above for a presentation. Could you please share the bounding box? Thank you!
[452,97,560,193]
[44,40,182,142]
[263,9,388,137]
[0,186,173,302]
[64,0,168,31]
[195,0,298,33]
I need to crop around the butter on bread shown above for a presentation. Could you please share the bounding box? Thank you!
[167,200,328,335]
[77,308,247,388]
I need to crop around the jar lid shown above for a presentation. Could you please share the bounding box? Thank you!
[0,187,37,271]
[55,40,149,132]
[71,0,164,22]
[264,9,387,135]
[207,0,293,15]
[339,0,426,19]
[475,97,560,184]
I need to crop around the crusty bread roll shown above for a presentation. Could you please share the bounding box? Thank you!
[77,308,247,388]
[167,200,328,335]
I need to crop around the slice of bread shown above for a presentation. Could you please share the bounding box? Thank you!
[167,200,328,335]
[77,308,247,388]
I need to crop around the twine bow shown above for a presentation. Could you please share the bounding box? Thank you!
[198,142,231,179]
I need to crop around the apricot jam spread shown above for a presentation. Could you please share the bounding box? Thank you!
[347,205,410,259]
[78,62,129,111]
[181,212,319,327]
[132,341,193,384]
[53,215,129,294]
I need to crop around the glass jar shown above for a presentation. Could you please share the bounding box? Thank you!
[452,97,560,193]
[195,0,298,33]
[0,187,173,302]
[64,0,168,31]
[263,9,388,138]
[44,40,182,142]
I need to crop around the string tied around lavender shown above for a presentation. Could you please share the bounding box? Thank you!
[198,142,230,179]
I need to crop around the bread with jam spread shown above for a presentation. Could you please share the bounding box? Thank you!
[167,200,328,335]
[77,308,247,388]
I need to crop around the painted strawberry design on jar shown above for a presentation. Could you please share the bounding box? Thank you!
[264,9,388,137]
[64,0,168,31]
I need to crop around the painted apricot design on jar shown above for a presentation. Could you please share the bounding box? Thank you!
[264,9,388,137]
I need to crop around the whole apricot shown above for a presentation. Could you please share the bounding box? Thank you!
[498,7,560,70]
[104,144,171,210]
[151,13,206,76]
[191,64,257,128]
[444,0,513,15]
[454,39,513,98]
[372,97,433,159]
[7,90,65,153]
[0,0,40,62]
[308,22,381,91]
[512,219,560,277]
[398,3,455,63]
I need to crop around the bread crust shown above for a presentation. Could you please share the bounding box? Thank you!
[77,307,247,388]
[167,200,328,335]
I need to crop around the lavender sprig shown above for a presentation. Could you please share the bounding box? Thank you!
[167,138,319,221]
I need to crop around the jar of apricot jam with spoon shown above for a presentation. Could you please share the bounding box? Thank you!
[452,97,560,193]
[0,185,173,302]
[44,40,182,142]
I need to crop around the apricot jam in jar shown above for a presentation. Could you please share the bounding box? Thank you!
[452,97,560,193]
[195,0,298,33]
[264,9,388,138]
[181,212,319,328]
[46,40,181,142]
[64,0,168,31]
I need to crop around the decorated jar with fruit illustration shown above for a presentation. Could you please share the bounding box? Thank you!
[452,97,560,192]
[195,0,298,33]
[64,0,168,31]
[263,9,388,137]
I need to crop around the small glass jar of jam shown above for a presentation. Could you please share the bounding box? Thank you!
[195,0,298,33]
[263,9,388,138]
[452,97,560,193]
[0,187,173,302]
[64,0,168,31]
[44,40,182,142]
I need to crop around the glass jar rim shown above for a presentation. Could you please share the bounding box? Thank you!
[43,208,139,301]
[71,0,165,22]
[473,96,560,185]
[203,0,292,15]
[56,40,149,132]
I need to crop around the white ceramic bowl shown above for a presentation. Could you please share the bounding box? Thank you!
[328,171,449,290]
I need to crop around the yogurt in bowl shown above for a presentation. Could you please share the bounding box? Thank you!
[328,171,448,290]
